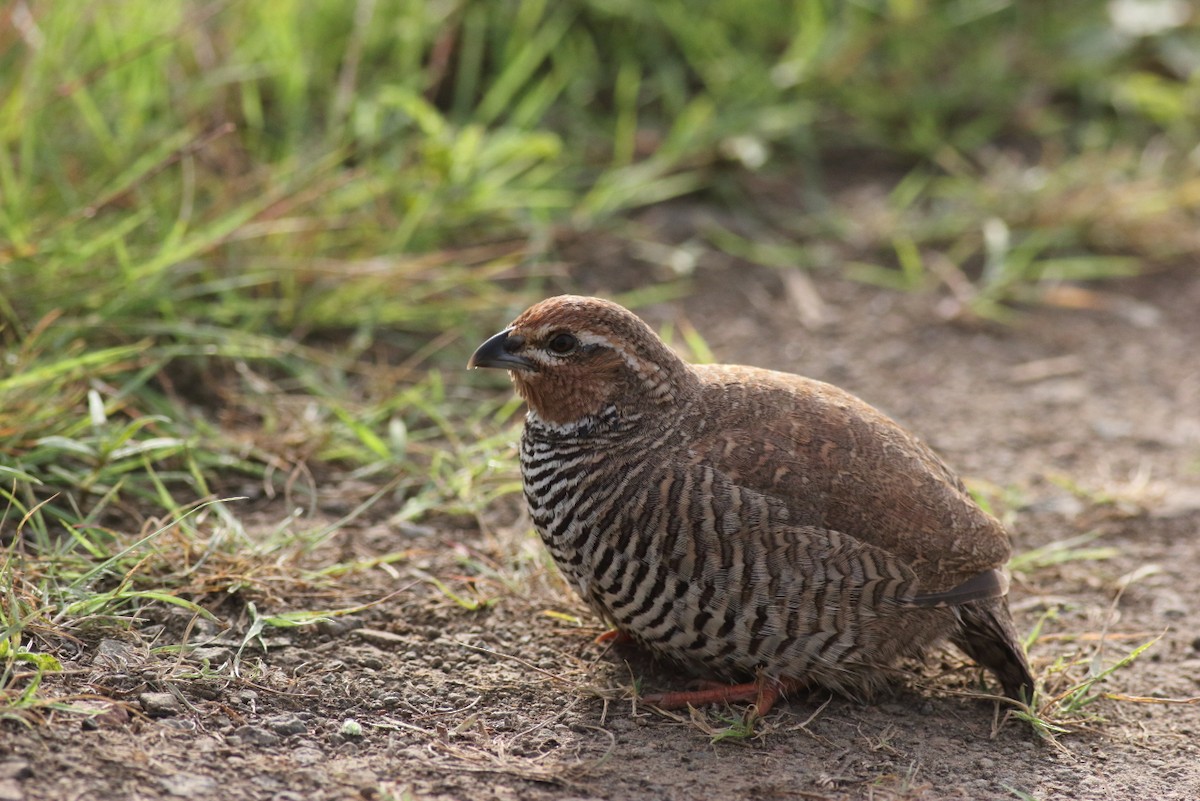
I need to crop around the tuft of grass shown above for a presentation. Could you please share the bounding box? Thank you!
[1012,627,1162,741]
[412,571,497,613]
[1007,544,1188,741]
[997,525,1173,741]
[705,711,759,744]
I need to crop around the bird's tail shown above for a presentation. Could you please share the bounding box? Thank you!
[950,597,1035,702]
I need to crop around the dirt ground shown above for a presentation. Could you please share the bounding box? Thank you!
[4,220,1200,800]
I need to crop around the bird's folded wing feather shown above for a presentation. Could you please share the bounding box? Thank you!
[690,364,1012,584]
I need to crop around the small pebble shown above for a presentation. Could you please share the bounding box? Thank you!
[159,719,197,732]
[139,692,182,717]
[352,628,407,647]
[291,747,324,767]
[232,725,281,747]
[0,762,30,780]
[265,714,308,736]
[189,646,232,664]
[160,772,217,797]
[316,617,354,636]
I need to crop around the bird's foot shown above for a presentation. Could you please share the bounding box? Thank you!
[640,675,806,719]
[593,628,635,647]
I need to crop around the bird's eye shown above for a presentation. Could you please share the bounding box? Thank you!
[547,332,578,355]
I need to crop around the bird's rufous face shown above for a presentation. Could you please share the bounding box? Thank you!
[468,296,671,426]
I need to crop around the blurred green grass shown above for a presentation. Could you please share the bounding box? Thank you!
[2,0,1199,719]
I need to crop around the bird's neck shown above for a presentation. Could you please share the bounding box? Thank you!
[524,404,644,441]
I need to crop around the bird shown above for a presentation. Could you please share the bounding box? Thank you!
[468,294,1034,718]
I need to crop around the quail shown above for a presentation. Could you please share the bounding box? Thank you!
[469,295,1034,716]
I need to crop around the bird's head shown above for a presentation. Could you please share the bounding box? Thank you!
[468,295,696,426]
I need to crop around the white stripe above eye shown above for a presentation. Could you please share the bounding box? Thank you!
[572,331,667,382]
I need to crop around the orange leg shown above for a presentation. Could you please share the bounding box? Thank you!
[593,628,636,647]
[641,675,807,718]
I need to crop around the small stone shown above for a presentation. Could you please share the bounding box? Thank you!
[139,692,182,717]
[1151,590,1189,620]
[340,719,363,738]
[265,714,308,736]
[1023,494,1085,518]
[75,700,128,730]
[0,762,30,780]
[1090,418,1132,441]
[232,725,281,747]
[291,747,324,767]
[189,646,232,664]
[1030,379,1088,405]
[977,757,996,771]
[160,773,217,797]
[94,639,139,669]
[316,617,354,636]
[1154,488,1200,519]
[352,628,408,647]
[160,718,197,732]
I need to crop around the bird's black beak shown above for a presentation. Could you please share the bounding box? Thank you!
[468,328,535,371]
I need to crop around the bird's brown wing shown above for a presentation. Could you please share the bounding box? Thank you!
[691,364,1012,587]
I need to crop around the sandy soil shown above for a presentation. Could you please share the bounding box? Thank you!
[4,234,1200,800]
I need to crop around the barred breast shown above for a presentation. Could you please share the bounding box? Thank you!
[520,410,945,694]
